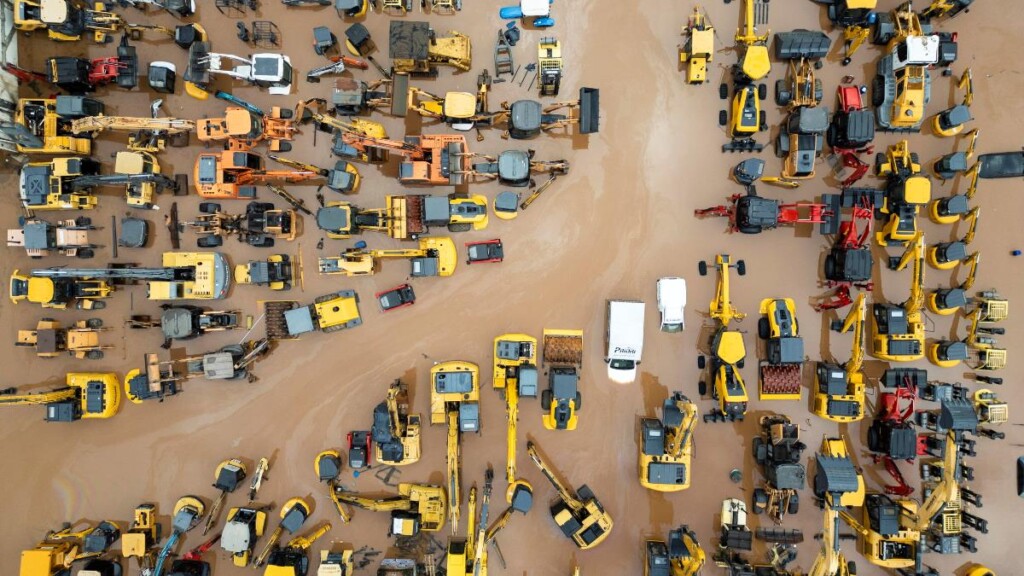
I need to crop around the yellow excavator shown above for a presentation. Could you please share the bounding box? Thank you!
[121,503,159,572]
[813,293,866,423]
[644,525,705,576]
[318,237,457,278]
[204,458,248,534]
[431,360,481,534]
[254,498,313,568]
[639,392,697,492]
[697,255,749,422]
[839,399,979,574]
[446,469,493,576]
[19,521,122,576]
[486,334,537,543]
[373,379,422,466]
[262,523,332,576]
[0,372,120,421]
[734,0,771,84]
[871,234,926,362]
[808,436,864,576]
[332,483,446,536]
[294,98,389,163]
[527,440,613,549]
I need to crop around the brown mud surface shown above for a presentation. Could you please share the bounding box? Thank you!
[2,1,1023,575]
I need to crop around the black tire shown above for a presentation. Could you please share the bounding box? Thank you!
[719,82,728,100]
[698,381,707,396]
[541,389,553,410]
[848,561,857,575]
[910,152,920,165]
[86,350,105,360]
[737,357,745,369]
[737,260,746,276]
[718,110,727,126]
[758,83,767,101]
[814,79,823,104]
[75,216,92,227]
[277,142,293,152]
[758,317,770,339]
[574,392,582,410]
[871,76,885,108]
[774,136,785,159]
[788,492,799,515]
[752,437,765,464]
[197,236,223,248]
[775,79,788,106]
[842,56,852,66]
[698,260,708,276]
[753,488,767,513]
[875,152,887,173]
[86,318,103,328]
[255,237,275,248]
[199,202,221,214]
[824,254,837,280]
[278,108,294,119]
[759,111,767,132]
[698,355,706,369]
[77,248,95,259]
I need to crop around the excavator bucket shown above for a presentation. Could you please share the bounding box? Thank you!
[578,87,600,135]
[773,30,832,60]
[938,398,979,433]
[390,73,410,117]
[814,453,859,499]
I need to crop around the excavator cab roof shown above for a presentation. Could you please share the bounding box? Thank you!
[225,108,259,138]
[316,205,352,235]
[442,92,477,119]
[215,462,246,492]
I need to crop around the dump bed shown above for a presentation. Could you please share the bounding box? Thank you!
[262,300,300,340]
[386,195,427,240]
[543,329,583,366]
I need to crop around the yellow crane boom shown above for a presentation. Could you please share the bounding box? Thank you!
[69,116,195,135]
[447,408,462,534]
[841,293,867,374]
[666,396,698,459]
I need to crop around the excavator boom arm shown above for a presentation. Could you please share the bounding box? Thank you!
[0,388,77,406]
[506,379,519,485]
[334,493,413,512]
[70,116,195,135]
[527,442,583,512]
[843,293,867,374]
[913,430,960,530]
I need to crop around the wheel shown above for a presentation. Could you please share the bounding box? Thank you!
[541,389,553,410]
[719,83,728,100]
[86,350,105,360]
[277,142,293,152]
[75,216,92,227]
[698,260,708,276]
[574,392,582,409]
[86,318,103,328]
[737,260,746,276]
[787,492,799,515]
[752,437,766,464]
[813,79,823,103]
[759,111,767,132]
[871,76,885,108]
[737,357,745,369]
[758,317,770,339]
[197,235,223,248]
[758,83,767,101]
[698,381,707,396]
[448,222,472,232]
[753,488,768,513]
[774,79,787,106]
[774,136,785,159]
[697,355,706,370]
[842,56,852,66]
[77,248,95,259]
[847,561,857,575]
[718,110,727,126]
[278,108,293,119]
[824,254,837,280]
[199,202,221,214]
[910,152,920,165]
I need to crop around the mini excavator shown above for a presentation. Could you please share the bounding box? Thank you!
[876,140,931,247]
[332,483,446,536]
[0,371,120,421]
[372,379,422,466]
[194,151,321,199]
[932,68,973,137]
[205,458,247,535]
[872,234,926,362]
[254,498,313,568]
[644,525,705,576]
[318,237,457,278]
[431,361,481,533]
[808,436,864,576]
[697,255,749,422]
[527,440,613,550]
[814,293,867,422]
[485,334,537,543]
[152,496,206,576]
[316,453,352,525]
[262,523,332,576]
[639,392,697,492]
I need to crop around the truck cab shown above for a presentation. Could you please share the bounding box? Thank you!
[656,278,686,332]
[605,300,646,383]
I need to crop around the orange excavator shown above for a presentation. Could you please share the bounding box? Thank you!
[332,130,472,186]
[196,106,297,152]
[193,151,321,199]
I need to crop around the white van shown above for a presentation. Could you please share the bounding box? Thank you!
[657,277,687,332]
[605,300,646,383]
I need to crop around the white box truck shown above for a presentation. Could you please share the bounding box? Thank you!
[606,300,646,383]
[657,277,687,332]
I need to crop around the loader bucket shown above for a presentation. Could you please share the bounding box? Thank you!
[774,30,832,60]
[578,87,600,134]
[390,73,410,117]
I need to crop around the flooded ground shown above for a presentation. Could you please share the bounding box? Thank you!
[2,0,1023,574]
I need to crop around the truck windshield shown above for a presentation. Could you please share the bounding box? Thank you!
[609,359,636,370]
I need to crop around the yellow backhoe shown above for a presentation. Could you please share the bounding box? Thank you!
[318,237,457,278]
[813,293,866,422]
[332,483,446,536]
[697,255,749,422]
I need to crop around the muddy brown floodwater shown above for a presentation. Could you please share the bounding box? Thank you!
[2,0,1023,575]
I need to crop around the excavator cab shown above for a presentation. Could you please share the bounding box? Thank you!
[825,0,877,27]
[222,507,268,567]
